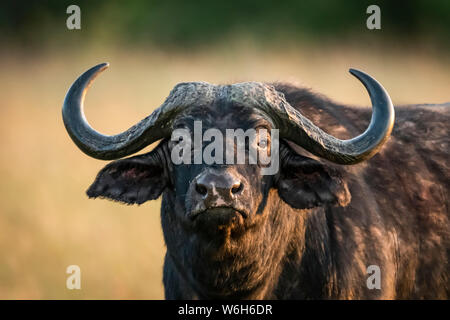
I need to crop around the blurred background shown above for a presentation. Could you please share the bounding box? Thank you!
[0,0,449,299]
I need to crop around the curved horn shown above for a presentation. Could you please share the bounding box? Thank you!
[275,68,395,164]
[62,63,211,160]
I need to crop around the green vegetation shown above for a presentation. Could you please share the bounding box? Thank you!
[1,0,449,49]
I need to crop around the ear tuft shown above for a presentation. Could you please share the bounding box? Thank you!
[87,152,168,205]
[277,154,351,209]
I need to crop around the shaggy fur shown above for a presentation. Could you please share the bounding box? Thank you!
[87,83,449,299]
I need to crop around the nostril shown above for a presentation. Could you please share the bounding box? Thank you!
[195,184,208,196]
[231,183,244,195]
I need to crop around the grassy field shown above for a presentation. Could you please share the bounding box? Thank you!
[0,42,449,299]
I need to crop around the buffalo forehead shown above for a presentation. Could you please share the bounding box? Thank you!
[169,81,282,129]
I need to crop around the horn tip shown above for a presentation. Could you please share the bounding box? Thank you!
[349,68,372,84]
[85,63,109,80]
[98,62,109,70]
[349,68,363,77]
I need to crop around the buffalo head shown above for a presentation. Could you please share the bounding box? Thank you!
[62,63,394,298]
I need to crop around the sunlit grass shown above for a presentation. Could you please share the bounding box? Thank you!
[0,41,448,299]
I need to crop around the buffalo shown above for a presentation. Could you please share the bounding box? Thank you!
[62,63,449,299]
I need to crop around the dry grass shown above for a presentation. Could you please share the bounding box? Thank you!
[0,41,448,299]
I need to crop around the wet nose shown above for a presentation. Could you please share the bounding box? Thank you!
[195,172,244,200]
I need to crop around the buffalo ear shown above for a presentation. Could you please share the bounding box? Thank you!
[277,154,351,209]
[86,149,168,205]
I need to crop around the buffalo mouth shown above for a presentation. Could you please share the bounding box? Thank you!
[190,206,248,220]
[189,206,248,229]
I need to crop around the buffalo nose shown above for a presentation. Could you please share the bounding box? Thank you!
[195,172,244,199]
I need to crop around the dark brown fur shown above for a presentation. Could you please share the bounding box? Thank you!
[88,83,449,299]
[273,84,449,298]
